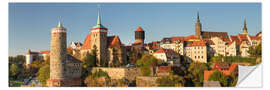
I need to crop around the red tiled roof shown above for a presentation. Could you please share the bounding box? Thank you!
[204,64,238,81]
[81,34,91,50]
[249,35,261,40]
[184,35,198,41]
[230,35,241,45]
[108,36,122,48]
[192,41,206,46]
[152,41,160,44]
[204,70,214,81]
[136,26,144,31]
[82,34,123,50]
[229,64,238,72]
[40,50,50,54]
[238,34,249,41]
[222,38,231,42]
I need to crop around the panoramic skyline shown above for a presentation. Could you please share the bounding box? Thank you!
[9,3,261,56]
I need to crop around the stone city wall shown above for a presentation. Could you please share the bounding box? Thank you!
[136,76,160,87]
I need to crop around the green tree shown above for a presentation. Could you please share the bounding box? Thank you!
[156,73,185,87]
[140,67,152,76]
[127,48,142,64]
[84,69,110,87]
[81,49,97,85]
[83,53,97,68]
[136,53,159,67]
[37,64,50,86]
[208,70,229,87]
[248,43,262,57]
[188,62,208,86]
[10,64,20,78]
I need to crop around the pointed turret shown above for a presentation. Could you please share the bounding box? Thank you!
[197,11,200,23]
[97,9,101,25]
[57,21,63,28]
[92,9,106,29]
[243,17,248,34]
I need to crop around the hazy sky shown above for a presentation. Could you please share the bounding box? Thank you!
[9,3,261,56]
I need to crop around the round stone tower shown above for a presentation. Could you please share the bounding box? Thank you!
[47,21,68,87]
[135,26,145,44]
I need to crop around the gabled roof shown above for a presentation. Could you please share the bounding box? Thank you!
[108,35,122,48]
[81,34,91,50]
[230,35,241,45]
[238,34,249,41]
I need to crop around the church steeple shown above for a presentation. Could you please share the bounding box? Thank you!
[243,17,248,34]
[92,8,106,29]
[195,11,202,38]
[197,11,200,23]
[97,9,101,25]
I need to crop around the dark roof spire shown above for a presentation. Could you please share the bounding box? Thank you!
[243,17,248,34]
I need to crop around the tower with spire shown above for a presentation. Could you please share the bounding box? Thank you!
[243,18,248,34]
[195,11,202,38]
[90,8,108,66]
[47,21,68,86]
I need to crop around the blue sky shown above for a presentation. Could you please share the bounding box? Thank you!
[9,3,261,56]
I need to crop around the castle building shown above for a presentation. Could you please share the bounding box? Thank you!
[25,50,50,67]
[81,10,127,67]
[47,21,82,86]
